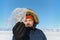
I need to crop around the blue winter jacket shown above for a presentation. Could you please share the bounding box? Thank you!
[12,28,47,40]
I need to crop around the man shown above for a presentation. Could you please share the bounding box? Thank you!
[12,8,47,40]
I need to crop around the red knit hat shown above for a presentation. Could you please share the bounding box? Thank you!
[26,15,34,21]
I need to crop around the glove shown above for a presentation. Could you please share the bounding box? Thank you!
[12,22,30,40]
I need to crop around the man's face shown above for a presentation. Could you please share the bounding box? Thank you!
[23,19,34,27]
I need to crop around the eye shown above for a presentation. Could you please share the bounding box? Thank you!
[24,19,33,22]
[29,20,32,21]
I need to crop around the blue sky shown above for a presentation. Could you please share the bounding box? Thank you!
[0,0,60,30]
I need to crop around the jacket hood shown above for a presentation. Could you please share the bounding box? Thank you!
[26,8,39,24]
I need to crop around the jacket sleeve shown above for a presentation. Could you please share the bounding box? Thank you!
[41,30,47,40]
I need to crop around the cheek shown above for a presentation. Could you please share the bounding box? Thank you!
[29,21,34,25]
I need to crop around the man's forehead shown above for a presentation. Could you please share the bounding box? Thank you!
[25,18,33,20]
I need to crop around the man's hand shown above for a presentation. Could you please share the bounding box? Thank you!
[12,22,30,40]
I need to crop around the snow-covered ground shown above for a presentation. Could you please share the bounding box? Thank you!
[0,31,13,40]
[43,31,60,40]
[0,30,60,40]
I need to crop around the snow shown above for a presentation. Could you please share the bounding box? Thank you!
[0,31,13,40]
[0,30,60,40]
